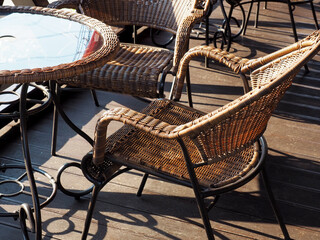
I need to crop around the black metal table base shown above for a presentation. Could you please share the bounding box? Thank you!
[0,164,57,239]
[50,81,94,157]
[0,83,56,239]
[191,0,246,52]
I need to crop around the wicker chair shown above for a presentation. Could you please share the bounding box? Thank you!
[76,31,320,239]
[48,0,210,155]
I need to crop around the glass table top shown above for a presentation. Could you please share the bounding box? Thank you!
[0,12,103,71]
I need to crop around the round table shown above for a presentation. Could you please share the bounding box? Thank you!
[0,5,119,239]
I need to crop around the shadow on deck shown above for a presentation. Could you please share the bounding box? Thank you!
[0,1,320,239]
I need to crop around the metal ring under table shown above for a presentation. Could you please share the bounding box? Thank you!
[0,83,57,239]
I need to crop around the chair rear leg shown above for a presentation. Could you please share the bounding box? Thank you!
[90,89,100,107]
[205,14,210,68]
[185,67,193,108]
[261,167,291,240]
[137,173,149,197]
[81,184,103,240]
[310,1,319,30]
[286,0,298,42]
[254,1,260,28]
[243,1,254,35]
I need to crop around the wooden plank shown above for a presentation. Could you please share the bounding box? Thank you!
[1,1,320,239]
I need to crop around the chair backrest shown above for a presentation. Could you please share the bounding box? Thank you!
[80,0,203,33]
[79,0,210,68]
[178,31,320,165]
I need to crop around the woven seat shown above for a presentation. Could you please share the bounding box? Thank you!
[62,43,173,97]
[85,100,261,189]
[48,0,210,155]
[75,31,320,239]
[47,0,210,97]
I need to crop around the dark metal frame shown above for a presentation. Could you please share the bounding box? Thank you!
[76,136,290,240]
[238,0,319,41]
[191,0,246,53]
[0,83,57,240]
[0,164,57,239]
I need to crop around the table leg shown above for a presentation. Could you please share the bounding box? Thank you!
[219,0,232,51]
[19,83,42,240]
[50,80,93,156]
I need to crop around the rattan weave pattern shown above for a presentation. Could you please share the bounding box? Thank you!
[86,30,320,191]
[172,30,320,100]
[49,0,210,97]
[100,100,260,188]
[0,6,119,85]
[59,44,173,97]
[90,79,283,188]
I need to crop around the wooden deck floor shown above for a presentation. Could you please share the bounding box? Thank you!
[1,1,320,239]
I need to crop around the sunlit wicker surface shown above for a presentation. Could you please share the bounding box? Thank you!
[48,0,210,97]
[77,30,320,239]
[1,1,320,239]
[88,31,320,187]
[87,99,260,189]
[172,30,320,99]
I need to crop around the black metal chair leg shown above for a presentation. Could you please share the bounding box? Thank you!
[81,184,103,240]
[185,67,193,108]
[137,173,149,197]
[310,1,319,30]
[261,167,291,240]
[205,15,210,68]
[90,89,99,107]
[51,82,60,156]
[195,195,215,240]
[287,0,299,42]
[255,1,260,28]
[243,1,254,35]
[178,138,215,240]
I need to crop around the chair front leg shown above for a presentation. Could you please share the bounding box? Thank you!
[261,167,291,240]
[81,183,104,240]
[177,138,215,240]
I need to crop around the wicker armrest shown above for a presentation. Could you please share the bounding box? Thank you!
[48,0,79,10]
[93,107,182,165]
[242,38,317,73]
[173,1,210,69]
[172,45,250,100]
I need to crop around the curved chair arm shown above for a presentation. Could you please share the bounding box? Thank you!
[241,38,317,73]
[93,107,182,166]
[48,0,79,10]
[173,1,211,70]
[171,45,250,100]
[93,88,268,167]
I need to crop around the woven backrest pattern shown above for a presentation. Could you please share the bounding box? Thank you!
[250,50,309,89]
[191,78,292,165]
[81,0,197,33]
[186,32,320,165]
[80,0,208,68]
